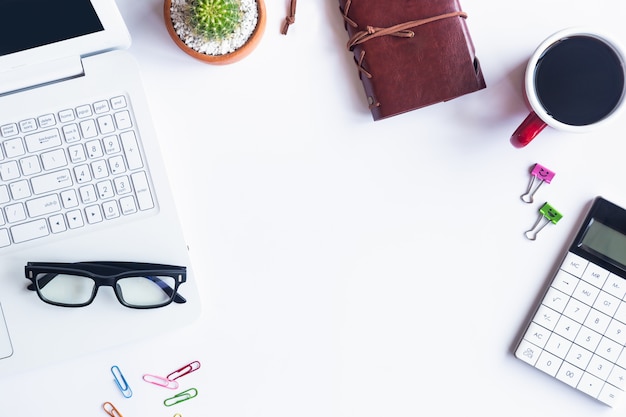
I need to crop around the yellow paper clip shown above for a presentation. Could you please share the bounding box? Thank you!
[174,414,183,417]
[103,402,124,417]
[111,365,133,398]
[164,388,198,407]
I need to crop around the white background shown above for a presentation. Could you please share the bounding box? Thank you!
[3,0,626,415]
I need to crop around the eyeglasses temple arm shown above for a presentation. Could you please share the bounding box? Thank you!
[145,275,187,304]
[26,272,57,291]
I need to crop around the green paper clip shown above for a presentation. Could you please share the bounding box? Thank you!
[525,202,563,240]
[164,388,198,407]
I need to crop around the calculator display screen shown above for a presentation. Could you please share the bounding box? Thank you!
[580,219,626,269]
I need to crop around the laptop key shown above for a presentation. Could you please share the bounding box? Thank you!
[10,219,49,243]
[31,169,73,194]
[25,128,62,152]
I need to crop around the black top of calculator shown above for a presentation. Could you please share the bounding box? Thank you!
[570,197,626,277]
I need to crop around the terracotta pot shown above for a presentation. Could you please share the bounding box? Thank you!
[164,0,266,65]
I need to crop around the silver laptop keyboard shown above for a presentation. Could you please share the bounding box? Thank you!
[0,94,156,249]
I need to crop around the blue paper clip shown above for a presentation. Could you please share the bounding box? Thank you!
[164,388,198,407]
[111,365,133,398]
[103,401,124,417]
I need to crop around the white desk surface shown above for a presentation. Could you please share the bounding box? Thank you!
[4,0,626,415]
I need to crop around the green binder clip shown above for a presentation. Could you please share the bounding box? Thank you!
[525,202,562,240]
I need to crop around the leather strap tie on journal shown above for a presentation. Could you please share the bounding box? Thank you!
[345,11,468,49]
[281,0,297,34]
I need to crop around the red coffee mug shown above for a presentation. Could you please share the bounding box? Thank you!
[511,28,626,148]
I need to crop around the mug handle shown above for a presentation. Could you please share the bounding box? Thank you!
[510,111,548,148]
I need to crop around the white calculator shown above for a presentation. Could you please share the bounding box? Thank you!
[516,197,626,406]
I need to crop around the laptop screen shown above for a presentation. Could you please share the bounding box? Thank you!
[0,0,104,56]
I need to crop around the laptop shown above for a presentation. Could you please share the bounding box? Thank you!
[0,0,201,376]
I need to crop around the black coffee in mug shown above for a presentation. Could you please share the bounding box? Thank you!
[534,35,625,126]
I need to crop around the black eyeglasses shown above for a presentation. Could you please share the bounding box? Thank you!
[25,261,187,309]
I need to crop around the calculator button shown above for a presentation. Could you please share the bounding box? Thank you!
[594,291,620,317]
[585,309,611,334]
[581,263,609,288]
[545,333,572,359]
[575,326,602,352]
[536,350,563,377]
[577,372,604,398]
[607,364,626,390]
[596,337,622,363]
[561,252,589,278]
[572,280,600,306]
[516,339,542,366]
[534,304,560,331]
[554,315,581,341]
[563,298,591,323]
[588,355,613,380]
[542,287,569,313]
[605,319,626,345]
[565,344,593,369]
[523,322,551,348]
[556,361,583,387]
[552,270,580,296]
[603,273,626,299]
[598,383,622,407]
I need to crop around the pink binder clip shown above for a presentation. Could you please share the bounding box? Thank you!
[521,163,555,203]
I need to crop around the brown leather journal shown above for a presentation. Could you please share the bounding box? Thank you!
[338,0,486,120]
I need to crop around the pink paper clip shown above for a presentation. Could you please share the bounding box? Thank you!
[521,163,555,203]
[142,373,180,390]
[167,360,201,381]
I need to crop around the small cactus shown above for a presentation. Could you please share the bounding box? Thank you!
[190,0,242,40]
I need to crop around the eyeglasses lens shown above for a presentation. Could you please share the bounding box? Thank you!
[116,275,177,307]
[36,273,95,305]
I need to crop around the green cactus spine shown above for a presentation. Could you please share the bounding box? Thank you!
[190,0,242,40]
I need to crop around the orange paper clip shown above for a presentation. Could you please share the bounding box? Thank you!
[103,402,124,417]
